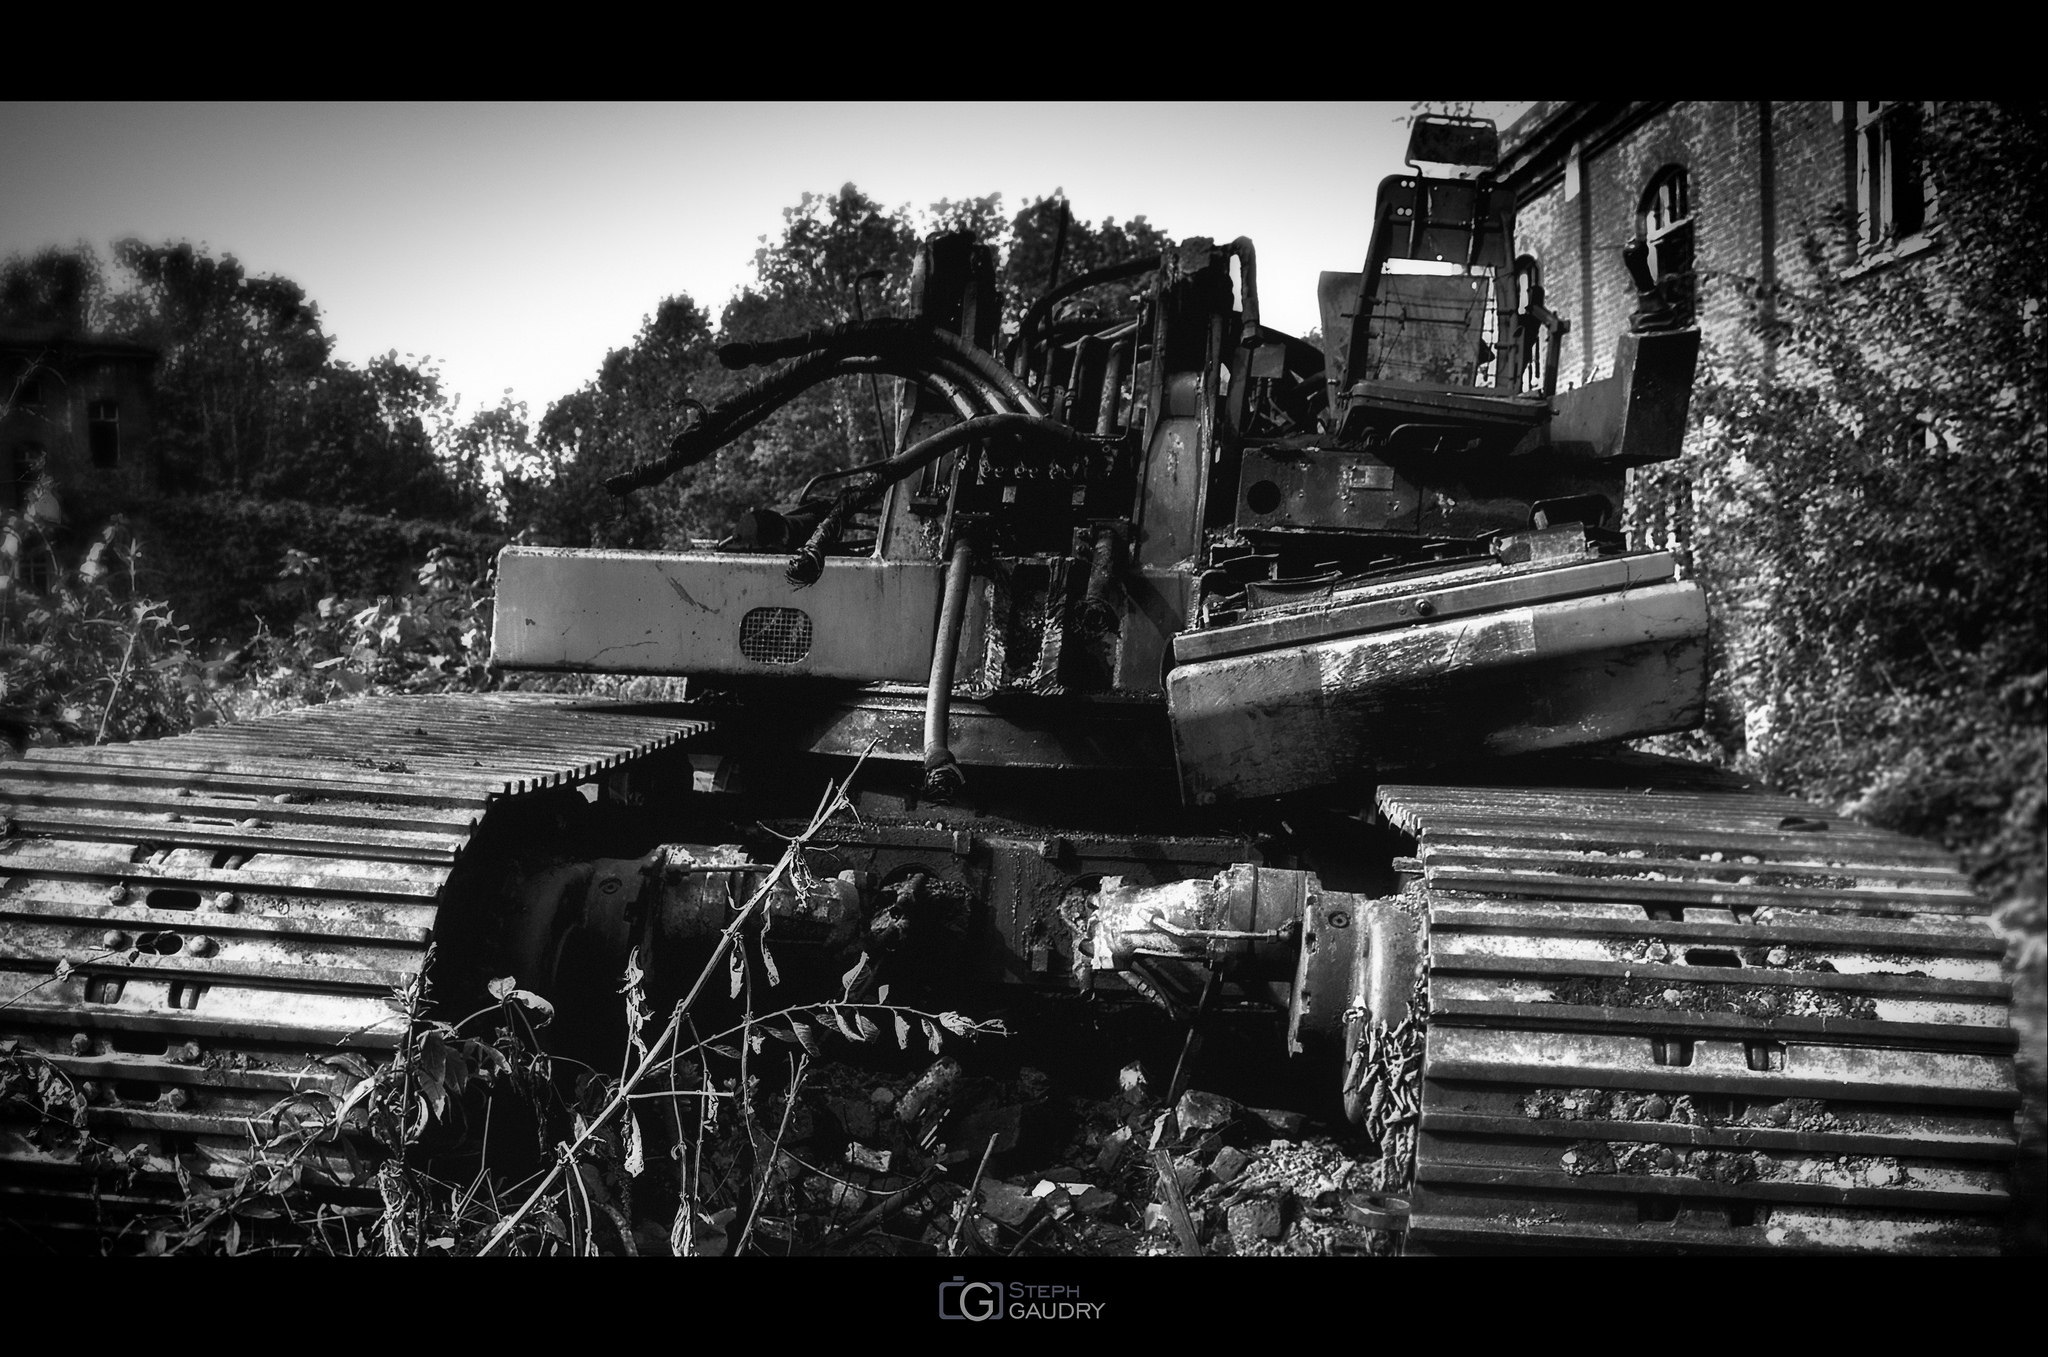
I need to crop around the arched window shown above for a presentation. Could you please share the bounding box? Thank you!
[1511,255,1545,389]
[1638,165,1695,323]
[1643,166,1690,237]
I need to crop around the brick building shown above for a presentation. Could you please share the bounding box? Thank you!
[2,327,159,515]
[1494,101,1952,761]
[1496,101,1940,387]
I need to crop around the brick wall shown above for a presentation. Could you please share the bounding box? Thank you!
[1503,101,1870,386]
[1770,100,1851,291]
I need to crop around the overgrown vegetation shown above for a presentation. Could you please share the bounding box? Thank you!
[0,512,211,745]
[1628,102,2046,905]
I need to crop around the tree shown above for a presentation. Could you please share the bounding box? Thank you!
[0,243,107,334]
[515,296,721,547]
[524,185,1176,552]
[1002,192,1172,328]
[102,241,485,522]
[718,184,920,495]
[743,184,918,332]
[256,352,477,522]
[445,390,536,522]
[106,240,333,495]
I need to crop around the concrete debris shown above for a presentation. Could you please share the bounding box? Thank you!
[844,1142,892,1174]
[1209,1145,1252,1186]
[1176,1089,1238,1133]
[1248,1107,1306,1140]
[978,1178,1041,1229]
[1095,1125,1133,1174]
[1075,1187,1119,1217]
[515,1029,1403,1257]
[1227,1196,1287,1246]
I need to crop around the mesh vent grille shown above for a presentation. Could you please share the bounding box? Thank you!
[738,607,813,665]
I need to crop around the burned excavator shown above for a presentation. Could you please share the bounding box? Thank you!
[0,116,2020,1254]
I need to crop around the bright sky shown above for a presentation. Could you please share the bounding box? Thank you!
[2,101,1528,423]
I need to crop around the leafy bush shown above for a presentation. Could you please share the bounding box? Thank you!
[215,544,500,719]
[1629,102,2046,895]
[0,510,213,745]
[132,493,504,644]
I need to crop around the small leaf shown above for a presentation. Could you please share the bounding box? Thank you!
[623,1110,645,1178]
[747,1030,766,1054]
[704,1043,741,1059]
[937,1011,975,1036]
[415,1036,451,1119]
[319,1053,371,1081]
[669,1206,691,1258]
[854,1012,880,1043]
[830,1006,861,1042]
[728,943,745,999]
[760,940,781,988]
[505,989,555,1026]
[487,976,516,1000]
[922,1019,943,1055]
[838,954,872,999]
[458,1038,511,1084]
[789,1020,822,1056]
[329,1075,378,1137]
[877,983,891,1004]
[893,1013,911,1050]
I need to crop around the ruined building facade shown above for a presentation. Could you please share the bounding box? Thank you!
[2,328,159,515]
[1496,101,1941,388]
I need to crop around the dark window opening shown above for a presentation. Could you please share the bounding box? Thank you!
[1639,165,1696,325]
[1855,101,1933,252]
[88,400,120,468]
[1511,254,1545,391]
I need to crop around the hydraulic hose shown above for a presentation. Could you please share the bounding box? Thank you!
[1013,255,1161,384]
[922,531,975,801]
[605,352,1004,496]
[783,413,1096,588]
[720,318,1044,419]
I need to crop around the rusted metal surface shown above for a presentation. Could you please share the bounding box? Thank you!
[0,694,706,1235]
[1170,576,1708,803]
[1377,777,2017,1254]
[1171,543,1680,665]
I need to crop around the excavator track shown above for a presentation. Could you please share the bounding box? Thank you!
[0,693,704,1249]
[1379,775,2019,1255]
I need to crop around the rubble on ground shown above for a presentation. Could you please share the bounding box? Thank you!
[664,1047,1404,1256]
